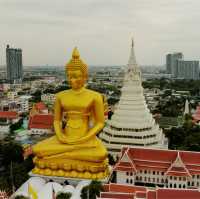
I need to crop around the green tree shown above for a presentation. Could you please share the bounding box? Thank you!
[56,192,72,199]
[14,196,30,199]
[10,119,23,134]
[2,142,24,166]
[81,181,103,199]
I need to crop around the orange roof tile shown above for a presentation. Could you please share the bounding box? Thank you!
[0,111,18,119]
[29,114,53,129]
[156,189,200,199]
[115,147,200,176]
[35,102,47,111]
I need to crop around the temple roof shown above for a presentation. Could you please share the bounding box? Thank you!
[0,111,18,119]
[114,147,200,176]
[29,114,53,129]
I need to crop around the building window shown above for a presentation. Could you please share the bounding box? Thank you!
[183,184,186,188]
[130,172,133,176]
[130,179,133,184]
[144,170,147,174]
[153,171,155,175]
[174,184,177,188]
[126,179,129,183]
[192,182,194,186]
[126,172,129,176]
[136,176,139,181]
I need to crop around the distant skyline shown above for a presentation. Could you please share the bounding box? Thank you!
[0,0,200,66]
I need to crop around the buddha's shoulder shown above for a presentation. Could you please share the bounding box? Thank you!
[85,88,102,98]
[55,90,71,98]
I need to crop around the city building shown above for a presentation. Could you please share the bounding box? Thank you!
[177,60,199,80]
[166,52,199,79]
[99,183,200,199]
[41,93,56,106]
[114,147,200,189]
[19,95,32,112]
[100,40,167,156]
[166,53,183,75]
[6,45,23,83]
[0,111,19,139]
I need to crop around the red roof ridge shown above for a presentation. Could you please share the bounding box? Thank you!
[128,146,200,155]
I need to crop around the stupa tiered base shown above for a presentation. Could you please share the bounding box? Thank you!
[32,157,110,180]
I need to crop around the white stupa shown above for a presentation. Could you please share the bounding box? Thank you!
[100,39,168,156]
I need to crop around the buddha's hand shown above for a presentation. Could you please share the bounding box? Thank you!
[56,133,69,144]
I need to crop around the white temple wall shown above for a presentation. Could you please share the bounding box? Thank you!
[116,170,200,189]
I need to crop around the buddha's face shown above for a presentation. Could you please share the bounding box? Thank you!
[67,69,85,90]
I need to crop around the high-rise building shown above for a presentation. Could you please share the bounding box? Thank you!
[100,39,168,156]
[176,60,199,80]
[6,45,23,83]
[166,52,183,76]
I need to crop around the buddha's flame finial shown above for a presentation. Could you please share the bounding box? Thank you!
[72,47,80,59]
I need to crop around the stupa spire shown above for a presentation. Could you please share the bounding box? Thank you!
[128,38,137,68]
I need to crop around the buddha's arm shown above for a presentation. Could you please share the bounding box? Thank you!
[54,95,68,143]
[68,93,105,144]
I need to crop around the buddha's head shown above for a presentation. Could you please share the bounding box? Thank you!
[66,47,88,90]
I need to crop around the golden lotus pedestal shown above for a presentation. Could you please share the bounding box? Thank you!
[32,156,110,182]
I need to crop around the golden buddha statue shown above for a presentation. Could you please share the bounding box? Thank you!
[32,47,109,179]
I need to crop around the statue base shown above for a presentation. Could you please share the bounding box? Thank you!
[29,168,111,186]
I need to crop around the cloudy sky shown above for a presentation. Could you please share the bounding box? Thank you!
[0,0,200,66]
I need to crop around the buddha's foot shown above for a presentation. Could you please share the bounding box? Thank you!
[32,166,110,180]
[32,157,110,179]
